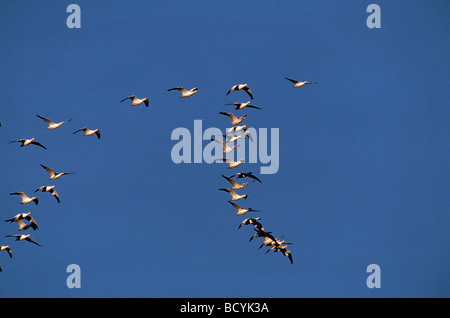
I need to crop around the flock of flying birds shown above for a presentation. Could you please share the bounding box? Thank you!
[0,77,317,271]
[213,78,318,264]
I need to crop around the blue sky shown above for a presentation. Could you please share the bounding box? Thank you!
[0,1,449,297]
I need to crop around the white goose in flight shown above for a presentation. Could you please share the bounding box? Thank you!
[226,83,253,99]
[35,185,60,203]
[73,127,101,139]
[10,192,39,205]
[219,188,247,201]
[225,125,247,135]
[1,245,12,258]
[228,200,259,216]
[40,164,75,180]
[37,115,71,129]
[167,86,198,98]
[230,171,262,183]
[211,138,239,154]
[219,112,247,125]
[215,158,244,169]
[238,217,264,230]
[285,77,318,87]
[9,138,46,149]
[5,212,39,231]
[5,234,41,247]
[222,174,253,190]
[225,101,262,110]
[120,95,149,107]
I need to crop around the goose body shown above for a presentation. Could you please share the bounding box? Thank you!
[225,125,247,135]
[167,86,198,98]
[231,171,262,183]
[219,112,247,125]
[285,77,318,88]
[222,174,252,190]
[9,138,46,149]
[120,95,149,107]
[211,138,239,154]
[37,115,71,129]
[35,185,60,203]
[40,164,75,180]
[228,200,259,216]
[216,158,244,169]
[0,245,12,258]
[238,217,264,230]
[226,83,253,99]
[225,101,262,110]
[5,212,38,231]
[10,192,39,205]
[73,127,101,139]
[219,188,247,201]
[5,234,41,247]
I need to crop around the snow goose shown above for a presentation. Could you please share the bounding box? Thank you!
[227,200,259,216]
[5,212,38,231]
[9,138,46,149]
[225,125,247,136]
[222,174,253,190]
[37,115,71,129]
[219,188,247,201]
[10,192,39,205]
[5,234,41,247]
[167,86,198,98]
[272,245,293,264]
[285,77,318,88]
[40,164,75,180]
[120,95,149,107]
[223,134,245,143]
[0,245,12,258]
[215,158,244,169]
[225,101,262,110]
[35,185,60,203]
[73,127,101,139]
[219,112,247,125]
[226,84,253,99]
[238,217,264,230]
[211,138,239,154]
[230,172,262,183]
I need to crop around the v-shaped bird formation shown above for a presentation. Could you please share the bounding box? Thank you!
[1,77,317,271]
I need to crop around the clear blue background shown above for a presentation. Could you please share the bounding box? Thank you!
[0,1,449,297]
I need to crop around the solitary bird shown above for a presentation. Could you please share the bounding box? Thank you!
[228,201,259,216]
[35,185,60,203]
[216,158,244,169]
[219,112,247,125]
[238,217,264,230]
[272,244,293,264]
[5,234,41,247]
[285,77,318,88]
[10,192,39,205]
[226,84,253,99]
[73,127,101,139]
[40,164,75,180]
[1,245,12,258]
[225,101,262,110]
[9,138,46,150]
[230,171,262,183]
[5,212,39,231]
[167,86,198,98]
[211,138,239,154]
[37,115,71,130]
[120,95,149,107]
[219,188,247,201]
